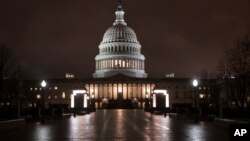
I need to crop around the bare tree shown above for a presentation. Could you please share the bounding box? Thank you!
[0,44,15,103]
[0,44,29,118]
[218,36,250,108]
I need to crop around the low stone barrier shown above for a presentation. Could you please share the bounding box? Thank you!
[0,119,25,132]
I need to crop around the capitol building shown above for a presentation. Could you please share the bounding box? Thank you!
[26,1,212,111]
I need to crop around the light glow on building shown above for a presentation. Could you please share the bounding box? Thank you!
[66,73,75,79]
[70,89,87,108]
[84,94,88,108]
[153,89,169,108]
[153,94,156,108]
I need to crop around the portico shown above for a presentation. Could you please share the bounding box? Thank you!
[85,82,155,109]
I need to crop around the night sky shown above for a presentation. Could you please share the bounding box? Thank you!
[0,0,249,79]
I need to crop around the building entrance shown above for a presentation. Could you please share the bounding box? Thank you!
[105,92,135,109]
[117,92,123,100]
[85,83,155,109]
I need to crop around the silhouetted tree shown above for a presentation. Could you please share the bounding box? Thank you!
[218,36,250,109]
[0,44,15,103]
[0,44,29,118]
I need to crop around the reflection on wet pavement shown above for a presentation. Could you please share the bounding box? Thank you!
[0,109,228,141]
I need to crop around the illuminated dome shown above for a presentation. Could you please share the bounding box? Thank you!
[93,1,147,78]
[102,24,139,44]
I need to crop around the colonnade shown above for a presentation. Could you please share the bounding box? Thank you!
[86,83,155,100]
[96,58,144,70]
[100,46,140,54]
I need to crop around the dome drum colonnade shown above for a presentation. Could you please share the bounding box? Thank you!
[93,0,147,78]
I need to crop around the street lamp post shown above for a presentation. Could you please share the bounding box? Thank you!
[36,94,41,118]
[192,79,199,122]
[41,80,47,124]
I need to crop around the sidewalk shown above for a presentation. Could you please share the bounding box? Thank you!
[214,117,250,124]
[0,119,25,132]
[169,113,250,124]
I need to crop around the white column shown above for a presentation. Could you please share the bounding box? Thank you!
[137,59,139,69]
[102,60,104,69]
[108,59,110,69]
[101,60,103,69]
[103,59,106,69]
[142,60,144,70]
[122,59,125,68]
[104,59,106,69]
[98,60,99,69]
[133,59,135,69]
[102,59,104,69]
[128,59,131,69]
[96,60,98,70]
[106,59,108,69]
[105,59,107,69]
[99,60,102,70]
[112,59,114,69]
[131,59,133,69]
[110,59,112,69]
[138,60,140,70]
[141,60,143,70]
[96,60,99,70]
[140,60,142,70]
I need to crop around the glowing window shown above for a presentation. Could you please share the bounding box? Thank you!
[62,92,66,99]
[36,94,41,99]
[199,94,205,99]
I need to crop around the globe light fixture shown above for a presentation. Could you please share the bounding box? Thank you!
[41,80,47,88]
[192,79,198,87]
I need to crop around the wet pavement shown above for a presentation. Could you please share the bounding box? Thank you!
[0,109,228,141]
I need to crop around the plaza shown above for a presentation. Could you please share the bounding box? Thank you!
[0,110,228,141]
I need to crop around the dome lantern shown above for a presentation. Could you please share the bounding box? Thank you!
[114,0,126,25]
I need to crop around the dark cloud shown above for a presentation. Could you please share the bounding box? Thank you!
[0,0,249,79]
